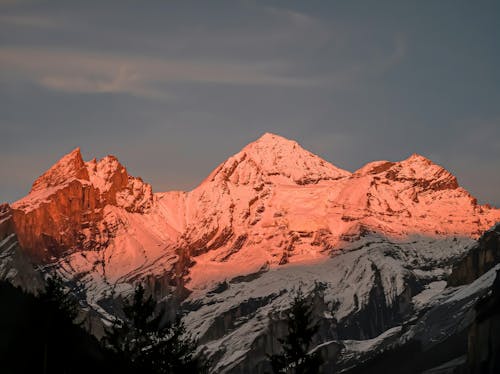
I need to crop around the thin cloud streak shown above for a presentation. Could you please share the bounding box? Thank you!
[0,4,407,98]
[0,1,498,207]
[0,47,315,98]
[0,37,406,99]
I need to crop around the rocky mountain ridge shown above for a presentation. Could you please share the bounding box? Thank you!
[2,132,500,372]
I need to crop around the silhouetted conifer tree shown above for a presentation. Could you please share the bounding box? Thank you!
[105,283,208,374]
[269,287,323,374]
[38,275,81,373]
[0,277,113,374]
[39,275,80,322]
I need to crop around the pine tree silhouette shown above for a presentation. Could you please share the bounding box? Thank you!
[39,275,80,322]
[105,283,208,374]
[0,276,114,374]
[38,275,82,374]
[269,287,323,374]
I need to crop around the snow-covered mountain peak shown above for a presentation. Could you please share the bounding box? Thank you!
[391,154,459,191]
[400,153,440,170]
[354,154,458,192]
[204,133,351,187]
[30,147,89,192]
[10,148,156,261]
[84,154,153,212]
[406,152,431,162]
[86,155,128,195]
[14,148,153,213]
[248,132,304,154]
[4,137,500,374]
[241,132,303,161]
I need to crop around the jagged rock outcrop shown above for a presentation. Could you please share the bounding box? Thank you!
[336,225,500,374]
[466,269,500,373]
[10,134,500,272]
[337,266,500,374]
[179,132,351,263]
[86,155,154,212]
[0,203,15,240]
[10,148,154,261]
[336,264,419,340]
[448,223,500,286]
[3,133,500,373]
[0,204,43,292]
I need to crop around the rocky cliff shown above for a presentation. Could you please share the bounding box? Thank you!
[467,268,500,373]
[448,223,500,287]
[0,203,43,292]
[337,222,500,374]
[2,133,500,372]
[11,148,153,261]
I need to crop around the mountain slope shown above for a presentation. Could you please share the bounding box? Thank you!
[2,132,500,372]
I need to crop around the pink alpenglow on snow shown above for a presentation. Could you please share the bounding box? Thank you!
[7,133,500,292]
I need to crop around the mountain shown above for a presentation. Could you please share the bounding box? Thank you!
[2,133,500,372]
[337,223,500,374]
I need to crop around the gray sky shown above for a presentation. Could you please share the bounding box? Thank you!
[1,0,499,206]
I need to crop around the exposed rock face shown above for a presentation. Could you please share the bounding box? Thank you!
[0,203,15,240]
[179,132,351,263]
[182,134,500,295]
[336,225,500,374]
[198,286,340,374]
[0,204,43,292]
[336,263,418,340]
[30,148,90,191]
[10,134,500,271]
[86,155,154,212]
[4,133,500,373]
[12,179,103,260]
[467,269,500,373]
[11,148,154,261]
[336,270,500,374]
[448,223,500,286]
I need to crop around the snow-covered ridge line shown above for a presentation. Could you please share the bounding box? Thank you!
[4,132,500,373]
[8,132,500,272]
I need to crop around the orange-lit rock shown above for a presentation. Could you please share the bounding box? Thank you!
[5,134,500,373]
[11,148,153,261]
[8,133,500,282]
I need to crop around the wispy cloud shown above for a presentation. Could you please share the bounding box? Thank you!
[0,32,406,99]
[0,3,407,99]
[0,47,313,99]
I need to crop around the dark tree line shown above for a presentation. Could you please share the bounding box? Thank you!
[268,288,323,374]
[2,277,324,374]
[104,283,208,374]
[0,278,207,374]
[0,277,107,374]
